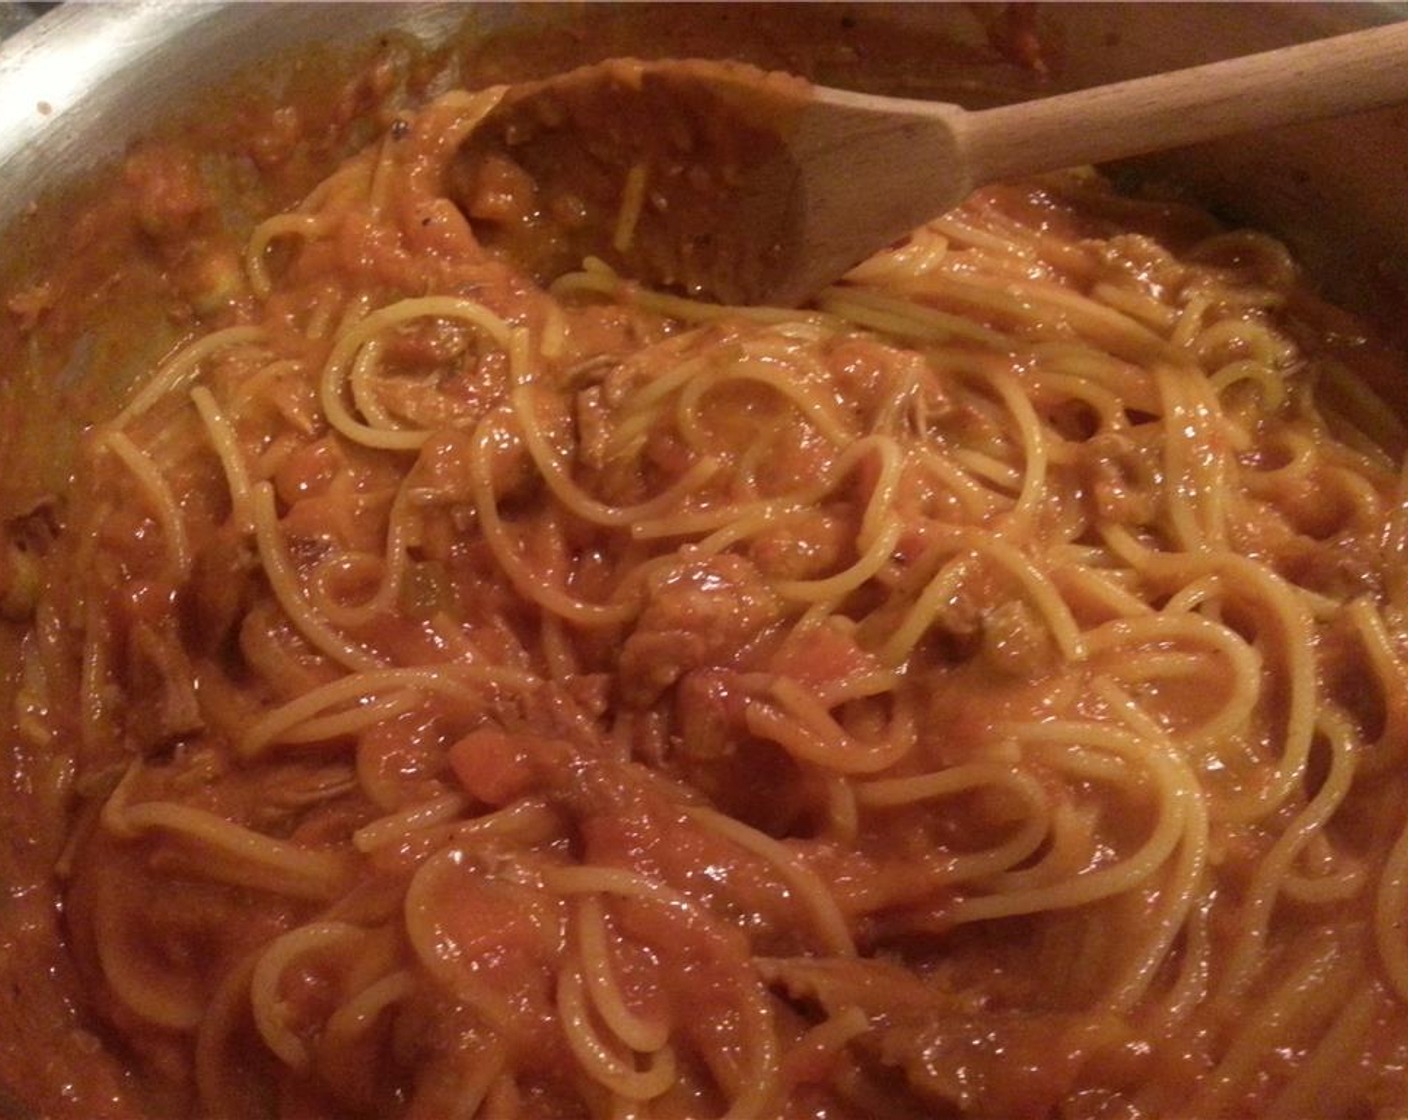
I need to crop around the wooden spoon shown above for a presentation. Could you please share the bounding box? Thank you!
[455,21,1408,306]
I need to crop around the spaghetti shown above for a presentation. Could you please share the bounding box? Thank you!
[19,75,1408,1120]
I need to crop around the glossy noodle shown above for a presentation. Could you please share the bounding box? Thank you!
[18,74,1408,1120]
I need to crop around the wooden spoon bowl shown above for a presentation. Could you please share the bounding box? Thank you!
[454,21,1408,307]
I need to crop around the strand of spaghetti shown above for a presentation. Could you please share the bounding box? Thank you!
[1029,341,1161,413]
[920,263,1059,325]
[844,223,949,283]
[1191,317,1290,376]
[878,552,967,665]
[853,435,904,551]
[1189,941,1351,1117]
[135,819,347,901]
[945,721,1190,921]
[683,805,856,957]
[812,665,903,708]
[821,774,860,845]
[116,324,270,428]
[680,502,815,556]
[1321,357,1408,462]
[909,443,1006,518]
[982,198,1104,273]
[1153,364,1228,552]
[574,894,671,1053]
[98,429,192,577]
[746,676,915,775]
[979,360,1049,528]
[346,337,400,432]
[189,384,255,533]
[556,960,678,1101]
[539,301,568,362]
[1348,596,1408,767]
[928,211,1027,255]
[1091,677,1211,1015]
[630,493,815,541]
[612,161,649,252]
[1280,828,1366,905]
[1169,289,1211,351]
[353,791,468,853]
[1089,281,1180,333]
[1025,370,1131,442]
[552,258,836,328]
[1220,711,1358,999]
[269,690,423,746]
[510,384,723,526]
[250,481,387,673]
[961,795,1104,899]
[962,531,1085,660]
[402,847,518,1034]
[855,756,1044,809]
[91,867,205,1030]
[309,290,370,347]
[306,553,388,630]
[437,797,565,852]
[856,762,1052,883]
[959,269,1183,366]
[687,431,903,555]
[1083,611,1261,750]
[880,529,1085,665]
[245,213,338,300]
[323,968,417,1042]
[1141,895,1213,1038]
[367,129,399,218]
[1387,454,1408,603]
[101,765,347,901]
[1048,562,1154,620]
[540,611,580,682]
[606,354,712,450]
[507,322,534,389]
[1265,983,1379,1119]
[947,445,1023,491]
[226,356,309,421]
[429,1037,511,1120]
[771,517,902,605]
[1375,800,1408,1002]
[703,425,791,504]
[1101,527,1316,822]
[366,798,563,870]
[470,415,641,627]
[778,1005,870,1093]
[818,286,1013,349]
[1189,228,1299,287]
[250,921,366,1068]
[194,953,260,1116]
[870,359,922,436]
[1241,431,1318,503]
[1208,356,1288,414]
[338,479,417,624]
[319,295,515,451]
[541,865,782,1119]
[675,361,856,450]
[1326,457,1397,526]
[1159,572,1226,616]
[238,663,539,758]
[77,595,112,756]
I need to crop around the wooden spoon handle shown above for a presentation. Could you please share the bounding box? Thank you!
[963,20,1408,185]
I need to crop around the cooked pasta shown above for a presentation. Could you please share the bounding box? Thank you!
[15,69,1408,1120]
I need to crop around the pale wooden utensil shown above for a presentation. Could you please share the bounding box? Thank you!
[457,21,1408,306]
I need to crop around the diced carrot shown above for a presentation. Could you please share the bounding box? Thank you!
[446,727,539,807]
